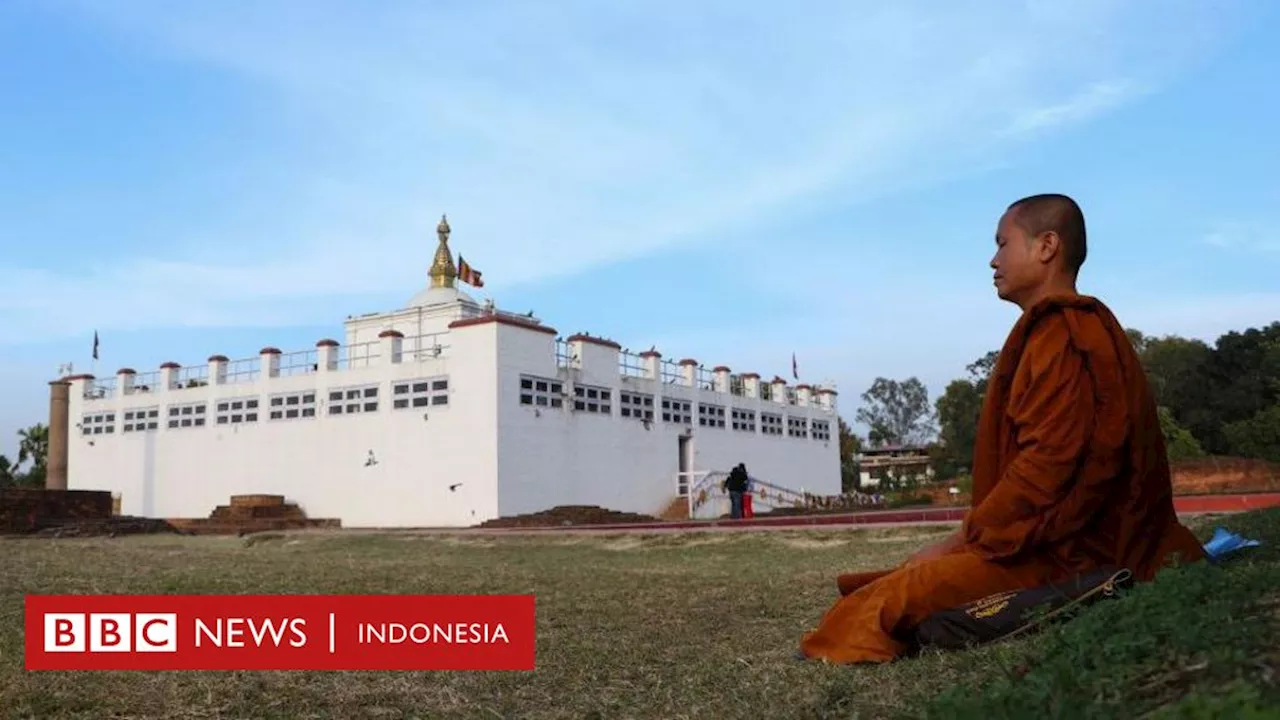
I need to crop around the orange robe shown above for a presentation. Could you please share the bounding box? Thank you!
[798,294,1206,664]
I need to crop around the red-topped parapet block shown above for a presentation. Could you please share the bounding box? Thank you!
[795,383,813,406]
[677,358,698,387]
[816,386,838,410]
[259,347,282,379]
[638,350,662,380]
[207,355,230,386]
[159,362,181,391]
[565,332,621,349]
[378,329,406,363]
[770,375,788,404]
[712,365,732,393]
[115,367,137,396]
[566,333,622,385]
[315,339,339,373]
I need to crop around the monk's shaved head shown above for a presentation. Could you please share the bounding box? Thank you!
[1006,194,1087,275]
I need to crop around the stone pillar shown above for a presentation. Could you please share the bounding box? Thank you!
[117,368,137,396]
[796,384,813,407]
[46,379,70,490]
[679,359,698,388]
[640,351,661,380]
[379,329,405,364]
[566,334,622,384]
[208,355,229,385]
[159,362,180,392]
[817,388,838,410]
[316,339,339,373]
[260,347,282,379]
[742,373,761,399]
[771,377,788,404]
[713,366,731,393]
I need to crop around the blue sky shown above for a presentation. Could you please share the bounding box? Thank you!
[2,1,1279,462]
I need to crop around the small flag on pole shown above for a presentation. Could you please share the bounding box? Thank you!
[792,352,798,380]
[458,256,484,288]
[92,331,99,361]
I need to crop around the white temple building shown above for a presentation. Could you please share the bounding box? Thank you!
[59,217,841,527]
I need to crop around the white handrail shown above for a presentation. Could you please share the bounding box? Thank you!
[676,469,881,519]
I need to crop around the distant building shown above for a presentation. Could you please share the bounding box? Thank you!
[56,217,841,527]
[856,444,934,489]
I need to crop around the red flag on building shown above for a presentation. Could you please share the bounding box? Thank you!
[458,256,484,288]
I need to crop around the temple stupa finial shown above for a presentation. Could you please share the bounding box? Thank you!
[428,214,457,289]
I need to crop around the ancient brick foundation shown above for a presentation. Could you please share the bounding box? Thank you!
[476,505,660,528]
[0,488,114,534]
[168,494,341,535]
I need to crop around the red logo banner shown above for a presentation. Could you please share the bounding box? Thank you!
[25,594,536,671]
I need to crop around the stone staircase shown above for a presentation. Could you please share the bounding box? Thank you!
[683,471,813,519]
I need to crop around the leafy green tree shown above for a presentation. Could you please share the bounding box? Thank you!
[15,423,49,487]
[1125,328,1150,355]
[838,417,864,493]
[1157,406,1205,462]
[1223,405,1280,463]
[1202,323,1280,454]
[931,351,998,479]
[855,377,936,447]
[0,454,15,487]
[1138,335,1215,450]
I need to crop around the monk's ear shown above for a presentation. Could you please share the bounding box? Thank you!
[1034,230,1062,264]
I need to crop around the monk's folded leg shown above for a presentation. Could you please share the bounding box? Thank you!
[836,569,894,597]
[799,550,1057,664]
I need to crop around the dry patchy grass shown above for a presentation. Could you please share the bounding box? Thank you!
[6,516,1272,720]
[0,524,997,719]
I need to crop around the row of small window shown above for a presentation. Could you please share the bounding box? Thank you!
[518,374,831,439]
[80,377,450,433]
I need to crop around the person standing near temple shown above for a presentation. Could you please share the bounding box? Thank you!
[722,464,749,519]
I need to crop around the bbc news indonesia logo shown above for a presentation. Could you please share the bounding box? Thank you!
[25,594,536,671]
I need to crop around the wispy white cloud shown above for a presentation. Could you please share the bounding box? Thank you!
[0,0,1238,343]
[1202,220,1280,253]
[1002,80,1140,136]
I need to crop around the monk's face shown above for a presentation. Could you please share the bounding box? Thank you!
[990,210,1051,306]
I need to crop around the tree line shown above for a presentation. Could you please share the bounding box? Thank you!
[840,321,1280,491]
[0,423,48,489]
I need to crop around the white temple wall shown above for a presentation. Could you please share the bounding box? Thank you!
[493,331,840,518]
[64,318,842,527]
[66,336,500,528]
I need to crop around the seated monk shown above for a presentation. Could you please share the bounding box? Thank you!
[797,193,1207,665]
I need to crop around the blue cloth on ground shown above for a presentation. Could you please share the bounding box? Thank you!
[1202,527,1262,561]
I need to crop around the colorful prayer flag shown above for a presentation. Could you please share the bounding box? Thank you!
[458,256,484,288]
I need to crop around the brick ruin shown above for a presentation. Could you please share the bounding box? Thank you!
[167,494,341,535]
[1,488,339,537]
[0,488,115,534]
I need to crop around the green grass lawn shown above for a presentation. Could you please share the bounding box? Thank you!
[1,512,1277,719]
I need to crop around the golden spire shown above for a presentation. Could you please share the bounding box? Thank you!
[428,214,458,289]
